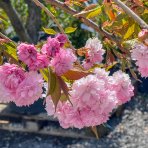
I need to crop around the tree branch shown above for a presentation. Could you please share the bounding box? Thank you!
[0,32,17,45]
[32,0,65,33]
[113,0,148,29]
[45,0,126,52]
[45,0,120,40]
[32,0,75,50]
[0,0,33,43]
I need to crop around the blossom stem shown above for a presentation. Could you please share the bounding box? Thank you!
[0,32,17,46]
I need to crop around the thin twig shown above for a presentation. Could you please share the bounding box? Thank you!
[113,0,148,29]
[45,0,126,52]
[32,0,75,50]
[0,32,17,46]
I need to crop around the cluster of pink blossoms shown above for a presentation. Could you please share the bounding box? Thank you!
[131,43,148,77]
[17,43,49,71]
[83,38,105,70]
[17,34,76,75]
[0,63,43,106]
[46,69,134,129]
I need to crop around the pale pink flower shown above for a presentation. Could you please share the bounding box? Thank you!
[17,43,37,65]
[46,74,117,129]
[0,63,25,103]
[93,68,113,89]
[29,53,49,71]
[131,43,148,77]
[0,82,12,103]
[45,96,55,116]
[83,38,105,70]
[41,37,60,57]
[50,48,76,76]
[112,71,134,105]
[14,71,43,106]
[56,34,68,47]
[0,63,25,93]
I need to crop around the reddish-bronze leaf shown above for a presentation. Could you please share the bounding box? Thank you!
[62,68,91,80]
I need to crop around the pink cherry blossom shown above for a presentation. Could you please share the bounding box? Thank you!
[14,71,43,106]
[46,74,117,129]
[112,71,134,105]
[0,63,25,93]
[0,63,25,103]
[83,38,105,70]
[17,43,37,65]
[29,53,49,71]
[56,34,68,47]
[131,43,148,77]
[0,82,13,103]
[41,37,60,57]
[45,96,55,116]
[50,48,76,76]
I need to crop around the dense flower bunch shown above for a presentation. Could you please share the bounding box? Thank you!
[0,64,43,106]
[0,35,136,129]
[46,69,134,129]
[17,34,76,75]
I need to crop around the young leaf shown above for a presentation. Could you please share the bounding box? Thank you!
[65,27,77,34]
[40,68,48,82]
[86,6,102,19]
[43,27,57,35]
[47,68,57,96]
[91,126,99,139]
[50,76,61,110]
[58,76,69,98]
[0,56,3,65]
[124,24,135,39]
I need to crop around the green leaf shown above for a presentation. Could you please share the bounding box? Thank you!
[124,24,135,39]
[40,68,48,82]
[47,68,57,96]
[43,27,57,35]
[122,39,138,49]
[65,27,77,34]
[47,68,62,109]
[51,78,61,110]
[0,55,3,65]
[86,6,102,19]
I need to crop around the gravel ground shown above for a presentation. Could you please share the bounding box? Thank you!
[0,94,147,148]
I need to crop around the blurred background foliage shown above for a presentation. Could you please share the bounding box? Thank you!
[0,0,98,47]
[0,0,147,47]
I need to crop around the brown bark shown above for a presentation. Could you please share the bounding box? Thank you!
[0,0,32,43]
[25,0,42,43]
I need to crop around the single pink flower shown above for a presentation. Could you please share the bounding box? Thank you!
[0,63,25,103]
[0,63,25,93]
[131,43,148,77]
[29,53,49,71]
[41,37,60,57]
[50,48,76,76]
[17,43,37,65]
[14,71,43,106]
[112,71,134,105]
